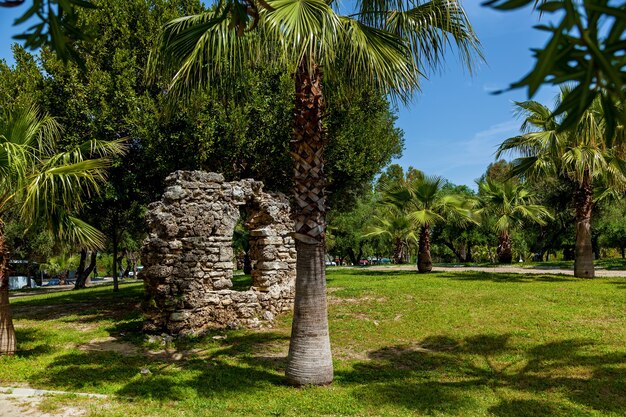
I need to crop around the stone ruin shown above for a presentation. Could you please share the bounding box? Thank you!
[141,171,296,334]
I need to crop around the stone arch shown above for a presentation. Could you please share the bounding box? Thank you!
[141,171,295,334]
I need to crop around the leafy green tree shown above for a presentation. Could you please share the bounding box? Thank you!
[485,0,626,130]
[522,174,576,261]
[0,105,123,355]
[152,0,481,385]
[595,199,626,258]
[497,90,626,276]
[327,190,379,265]
[477,179,552,264]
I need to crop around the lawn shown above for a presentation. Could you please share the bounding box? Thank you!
[2,270,625,416]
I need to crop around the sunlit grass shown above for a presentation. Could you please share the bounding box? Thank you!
[2,270,625,416]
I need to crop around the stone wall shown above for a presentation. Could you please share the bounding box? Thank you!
[141,171,296,334]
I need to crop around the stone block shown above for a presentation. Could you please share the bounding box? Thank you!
[256,261,288,270]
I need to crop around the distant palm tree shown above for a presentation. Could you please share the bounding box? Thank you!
[363,206,416,264]
[0,105,124,355]
[383,175,476,272]
[151,0,481,385]
[477,179,551,264]
[497,90,626,277]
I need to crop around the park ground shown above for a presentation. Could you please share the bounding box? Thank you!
[1,267,625,416]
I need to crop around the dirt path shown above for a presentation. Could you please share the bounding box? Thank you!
[0,387,104,417]
[0,396,84,417]
[365,264,626,277]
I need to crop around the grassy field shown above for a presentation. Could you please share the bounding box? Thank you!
[2,269,625,416]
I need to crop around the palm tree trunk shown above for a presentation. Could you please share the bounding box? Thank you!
[0,222,16,355]
[285,58,333,386]
[417,224,432,273]
[497,231,512,264]
[574,177,594,278]
[393,237,403,264]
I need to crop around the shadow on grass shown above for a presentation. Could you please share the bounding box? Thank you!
[442,271,577,283]
[327,268,578,284]
[11,283,144,332]
[26,331,289,401]
[337,334,626,416]
[14,327,55,357]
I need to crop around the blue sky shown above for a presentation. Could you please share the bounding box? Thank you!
[0,1,559,188]
[392,2,559,187]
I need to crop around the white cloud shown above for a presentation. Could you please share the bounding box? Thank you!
[482,83,503,93]
[394,119,522,187]
[435,120,520,174]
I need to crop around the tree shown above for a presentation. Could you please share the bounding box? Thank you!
[431,183,486,263]
[596,199,626,258]
[0,105,124,354]
[382,175,476,272]
[363,204,416,264]
[151,0,481,386]
[327,190,379,266]
[484,0,626,131]
[496,90,626,276]
[477,179,551,264]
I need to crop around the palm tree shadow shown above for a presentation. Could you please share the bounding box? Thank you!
[337,334,626,415]
[26,331,290,401]
[441,271,576,283]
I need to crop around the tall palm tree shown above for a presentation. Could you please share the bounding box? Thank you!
[477,179,551,264]
[150,0,481,385]
[383,175,476,272]
[0,105,124,355]
[496,90,626,277]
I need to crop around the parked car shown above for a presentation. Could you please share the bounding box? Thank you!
[128,266,144,277]
[325,261,336,267]
[358,259,369,266]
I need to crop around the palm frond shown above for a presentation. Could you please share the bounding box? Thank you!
[384,0,482,75]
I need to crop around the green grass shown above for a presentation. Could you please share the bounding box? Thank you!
[2,270,626,416]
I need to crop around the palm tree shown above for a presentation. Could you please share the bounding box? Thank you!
[496,91,626,277]
[151,0,481,385]
[383,175,476,272]
[0,105,124,355]
[477,179,551,264]
[363,205,416,264]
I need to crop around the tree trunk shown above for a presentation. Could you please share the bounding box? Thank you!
[75,251,97,289]
[393,237,404,264]
[285,58,333,386]
[497,231,512,264]
[73,250,87,289]
[112,213,119,292]
[574,177,594,278]
[243,251,252,275]
[466,242,473,262]
[0,222,16,355]
[84,251,97,286]
[417,225,432,273]
[346,248,358,266]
